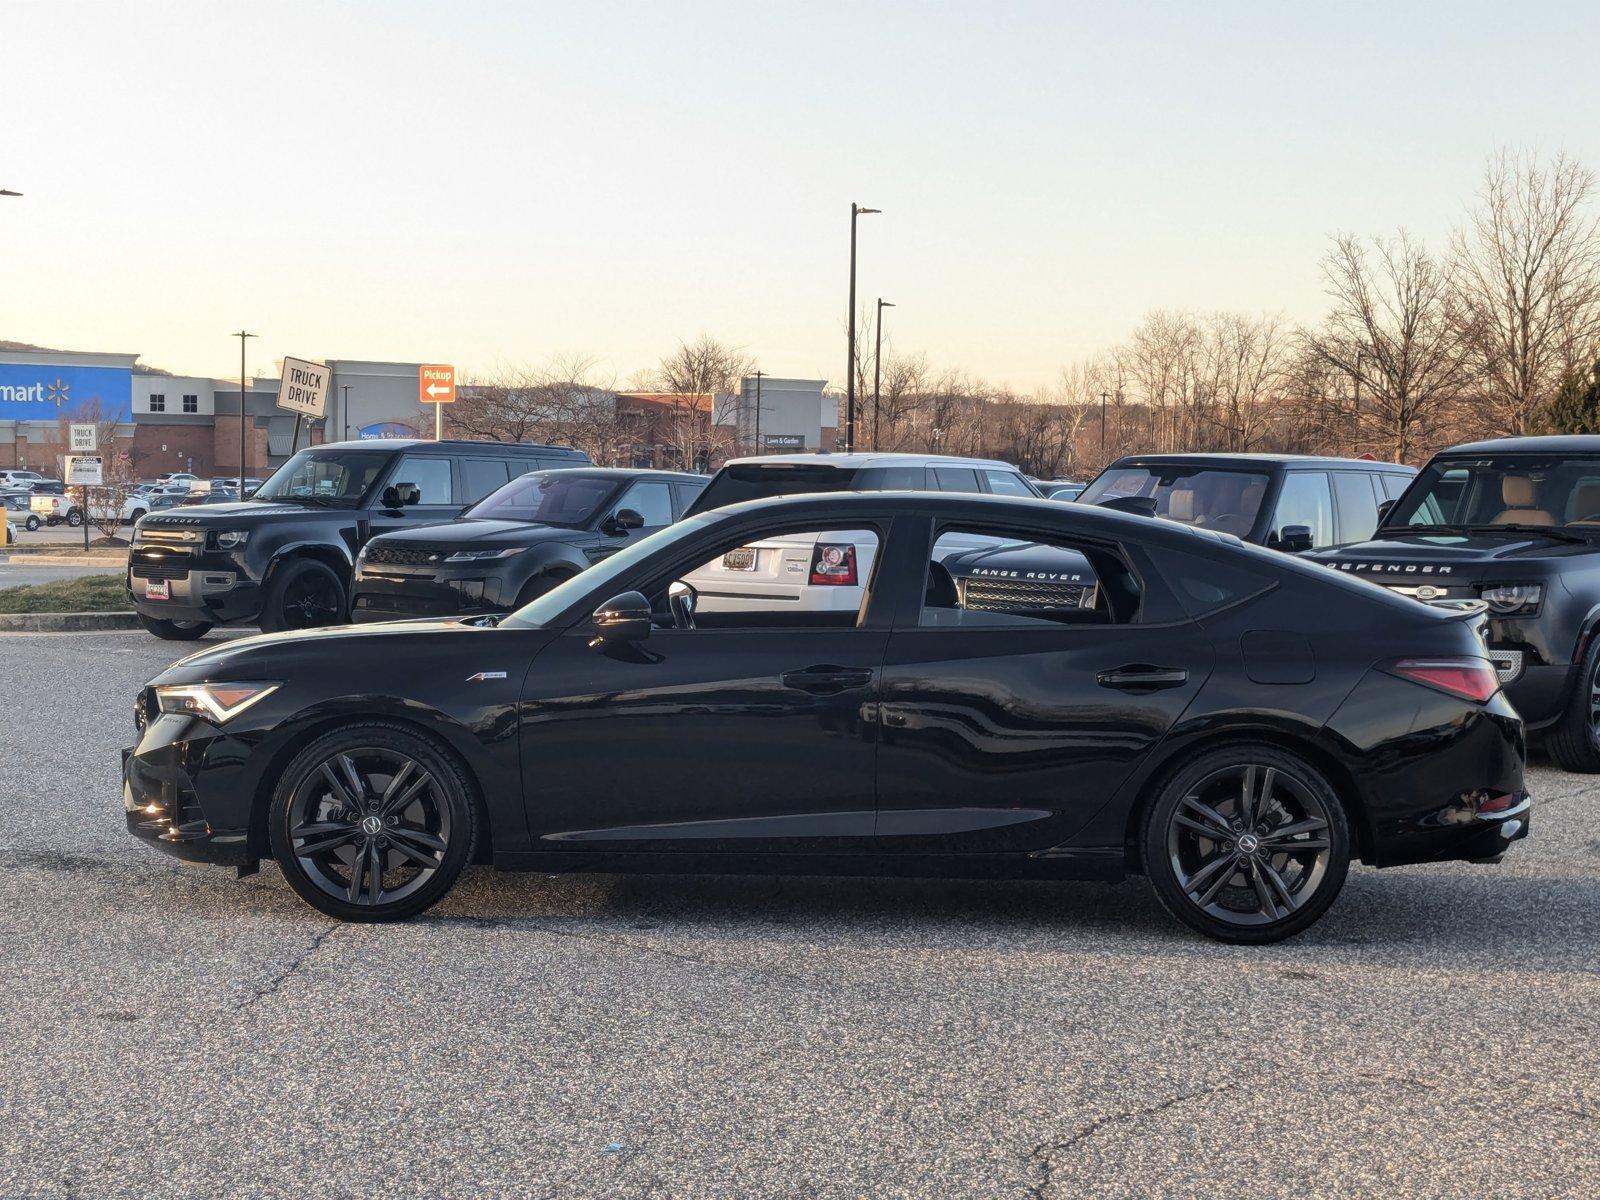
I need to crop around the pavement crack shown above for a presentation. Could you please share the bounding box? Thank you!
[232,922,340,1010]
[1026,1083,1234,1198]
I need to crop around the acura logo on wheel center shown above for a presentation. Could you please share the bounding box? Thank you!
[1237,833,1260,855]
[360,815,384,836]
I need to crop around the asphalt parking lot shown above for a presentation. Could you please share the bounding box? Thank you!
[1,631,1595,1198]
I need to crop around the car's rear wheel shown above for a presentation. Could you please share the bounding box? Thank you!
[136,612,213,640]
[260,558,348,632]
[269,723,478,922]
[1543,636,1600,772]
[1143,744,1351,944]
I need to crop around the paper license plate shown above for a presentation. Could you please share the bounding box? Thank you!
[144,579,171,601]
[721,547,757,571]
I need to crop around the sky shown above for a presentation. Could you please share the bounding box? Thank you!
[4,0,1599,390]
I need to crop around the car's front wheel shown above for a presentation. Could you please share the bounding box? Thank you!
[1142,744,1351,944]
[259,558,348,632]
[136,613,213,640]
[269,723,479,921]
[24,514,40,532]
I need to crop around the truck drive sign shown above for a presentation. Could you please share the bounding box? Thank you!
[278,357,330,418]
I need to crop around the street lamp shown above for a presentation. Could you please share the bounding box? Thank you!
[1100,391,1109,456]
[845,202,880,453]
[752,370,765,454]
[232,331,256,490]
[873,299,895,451]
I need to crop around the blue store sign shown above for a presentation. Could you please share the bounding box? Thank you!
[0,363,132,422]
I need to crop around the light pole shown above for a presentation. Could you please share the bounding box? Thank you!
[232,331,256,490]
[1100,391,1109,457]
[845,202,880,452]
[873,299,895,451]
[341,384,351,441]
[752,370,765,454]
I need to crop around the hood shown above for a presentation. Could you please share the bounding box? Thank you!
[940,540,1095,582]
[365,518,589,549]
[138,500,348,530]
[1307,529,1597,573]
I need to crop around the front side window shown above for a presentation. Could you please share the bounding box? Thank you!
[921,526,1139,628]
[1270,472,1334,548]
[390,455,454,505]
[610,481,674,527]
[253,448,392,504]
[1080,466,1270,537]
[1386,456,1600,531]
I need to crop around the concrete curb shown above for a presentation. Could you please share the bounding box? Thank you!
[1,555,128,567]
[0,611,140,632]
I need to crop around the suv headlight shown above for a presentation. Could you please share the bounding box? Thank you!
[210,530,250,549]
[444,548,525,562]
[1478,583,1542,615]
[154,681,280,724]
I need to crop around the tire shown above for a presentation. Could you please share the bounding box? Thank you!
[514,568,578,609]
[1142,743,1351,945]
[24,515,40,532]
[259,557,349,632]
[67,508,83,527]
[1544,635,1600,772]
[128,509,147,524]
[136,612,213,640]
[268,722,479,922]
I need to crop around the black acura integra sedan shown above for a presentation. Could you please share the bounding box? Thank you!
[122,492,1528,943]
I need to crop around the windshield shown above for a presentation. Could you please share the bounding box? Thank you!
[1386,455,1600,532]
[253,448,392,505]
[502,517,706,629]
[466,471,617,527]
[687,464,862,515]
[1080,466,1271,536]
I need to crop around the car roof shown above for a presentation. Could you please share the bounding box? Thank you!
[1108,452,1413,471]
[717,451,1020,471]
[1433,435,1600,456]
[510,467,706,482]
[314,438,587,455]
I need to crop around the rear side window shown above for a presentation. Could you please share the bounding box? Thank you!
[671,481,705,515]
[930,467,981,493]
[855,466,925,490]
[461,458,512,503]
[1332,472,1380,542]
[1154,546,1276,618]
[982,470,1035,497]
[1380,473,1410,502]
[390,455,454,504]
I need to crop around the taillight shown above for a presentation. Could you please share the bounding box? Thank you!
[1382,657,1500,703]
[809,543,858,586]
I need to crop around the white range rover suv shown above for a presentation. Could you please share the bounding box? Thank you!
[679,452,1040,614]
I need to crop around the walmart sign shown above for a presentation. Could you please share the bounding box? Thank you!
[0,363,132,422]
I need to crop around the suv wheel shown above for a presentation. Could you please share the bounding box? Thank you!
[268,723,478,922]
[260,558,348,632]
[1142,743,1351,944]
[1545,635,1600,772]
[24,514,40,532]
[515,568,577,608]
[137,613,213,640]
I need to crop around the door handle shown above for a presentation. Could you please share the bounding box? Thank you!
[780,664,874,695]
[1096,664,1189,691]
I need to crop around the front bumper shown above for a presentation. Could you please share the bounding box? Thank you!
[121,706,261,866]
[351,564,515,622]
[127,549,262,625]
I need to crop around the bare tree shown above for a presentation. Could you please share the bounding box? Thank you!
[1310,232,1468,462]
[1451,150,1600,435]
[1197,312,1292,451]
[648,335,756,397]
[450,354,629,462]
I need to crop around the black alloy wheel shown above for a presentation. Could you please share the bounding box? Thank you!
[1545,634,1600,772]
[1143,744,1351,944]
[269,723,477,921]
[136,613,213,641]
[261,558,348,632]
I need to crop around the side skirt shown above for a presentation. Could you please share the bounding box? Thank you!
[491,848,1126,882]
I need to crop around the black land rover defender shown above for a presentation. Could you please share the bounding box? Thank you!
[1306,435,1600,771]
[126,438,590,640]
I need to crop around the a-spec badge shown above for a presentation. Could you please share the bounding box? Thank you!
[465,671,508,683]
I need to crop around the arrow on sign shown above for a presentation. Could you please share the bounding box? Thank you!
[426,383,451,398]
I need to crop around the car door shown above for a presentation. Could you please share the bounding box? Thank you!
[516,517,902,852]
[874,516,1213,853]
[367,452,460,537]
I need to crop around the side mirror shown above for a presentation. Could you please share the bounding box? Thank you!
[668,580,697,629]
[1280,524,1315,553]
[1097,495,1159,517]
[603,507,646,535]
[1376,499,1395,523]
[381,482,422,510]
[590,590,653,645]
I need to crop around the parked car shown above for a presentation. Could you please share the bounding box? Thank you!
[122,490,1527,941]
[0,469,46,489]
[155,471,198,485]
[680,452,1040,615]
[1305,434,1600,772]
[2,492,41,532]
[352,468,706,622]
[28,479,66,496]
[126,438,591,640]
[1078,454,1415,551]
[29,492,83,527]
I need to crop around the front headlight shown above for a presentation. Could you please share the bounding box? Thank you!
[1479,583,1543,615]
[444,547,526,562]
[211,530,250,549]
[154,681,280,724]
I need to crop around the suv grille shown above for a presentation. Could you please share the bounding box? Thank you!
[363,544,451,566]
[961,578,1096,613]
[130,552,191,581]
